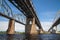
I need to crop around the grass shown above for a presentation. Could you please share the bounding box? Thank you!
[15,31,25,34]
[0,31,6,34]
[0,31,25,34]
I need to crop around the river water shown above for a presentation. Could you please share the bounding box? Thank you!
[0,34,60,40]
[38,34,60,40]
[0,34,25,40]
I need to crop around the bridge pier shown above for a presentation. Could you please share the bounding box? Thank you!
[7,19,15,34]
[55,26,57,33]
[25,17,38,40]
[39,29,43,34]
[50,26,57,33]
[53,26,57,33]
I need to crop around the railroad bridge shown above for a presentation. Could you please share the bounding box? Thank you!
[0,0,60,40]
[0,0,43,40]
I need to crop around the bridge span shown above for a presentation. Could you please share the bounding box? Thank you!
[48,11,60,32]
[8,0,42,29]
[0,0,43,40]
[48,18,60,32]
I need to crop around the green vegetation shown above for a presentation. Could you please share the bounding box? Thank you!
[15,31,25,34]
[44,31,50,34]
[0,31,6,34]
[0,31,25,34]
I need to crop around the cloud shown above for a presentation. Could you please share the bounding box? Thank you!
[41,21,53,31]
[0,21,8,31]
[0,21,25,32]
[15,22,25,32]
[39,11,56,22]
[0,21,60,32]
[41,21,60,31]
[0,21,54,32]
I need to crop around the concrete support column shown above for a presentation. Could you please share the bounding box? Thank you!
[7,19,15,34]
[25,17,38,40]
[38,29,40,34]
[55,26,57,33]
[30,18,38,35]
[39,29,43,34]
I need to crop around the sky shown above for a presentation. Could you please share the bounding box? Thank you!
[32,0,60,31]
[32,0,60,22]
[0,0,60,32]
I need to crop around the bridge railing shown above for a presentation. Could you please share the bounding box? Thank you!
[0,0,26,24]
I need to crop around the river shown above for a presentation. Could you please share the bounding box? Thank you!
[0,34,60,40]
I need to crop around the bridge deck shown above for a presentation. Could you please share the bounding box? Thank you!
[9,0,42,28]
[48,18,60,31]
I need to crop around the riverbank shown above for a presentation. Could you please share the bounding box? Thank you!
[0,31,25,34]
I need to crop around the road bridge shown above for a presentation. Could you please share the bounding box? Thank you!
[8,0,44,34]
[48,18,60,32]
[0,0,43,40]
[48,11,60,32]
[8,0,42,28]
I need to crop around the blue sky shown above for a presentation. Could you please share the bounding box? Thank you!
[0,0,60,31]
[0,0,60,22]
[32,0,60,22]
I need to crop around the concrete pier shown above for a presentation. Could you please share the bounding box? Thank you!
[7,19,15,34]
[25,17,38,40]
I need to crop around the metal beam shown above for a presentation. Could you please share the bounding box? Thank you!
[8,0,42,28]
[0,0,26,25]
[48,18,60,32]
[0,12,25,25]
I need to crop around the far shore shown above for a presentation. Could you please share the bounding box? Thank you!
[0,31,25,34]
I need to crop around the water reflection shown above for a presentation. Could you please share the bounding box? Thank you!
[0,34,60,40]
[38,34,60,40]
[0,34,25,40]
[7,34,14,40]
